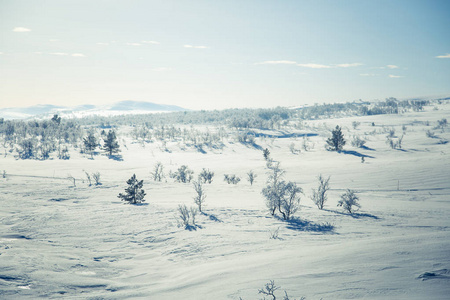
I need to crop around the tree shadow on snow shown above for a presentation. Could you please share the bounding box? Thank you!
[194,145,207,154]
[279,216,335,233]
[242,142,263,151]
[108,154,124,161]
[324,209,379,220]
[341,150,375,159]
[201,212,223,223]
[360,145,375,151]
[130,202,149,206]
[185,224,203,231]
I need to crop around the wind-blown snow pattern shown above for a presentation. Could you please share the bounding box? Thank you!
[0,102,449,299]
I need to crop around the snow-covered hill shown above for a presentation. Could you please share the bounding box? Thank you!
[0,100,187,120]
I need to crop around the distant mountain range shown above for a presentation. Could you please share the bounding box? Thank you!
[0,101,187,120]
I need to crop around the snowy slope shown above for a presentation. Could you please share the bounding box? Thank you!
[0,100,187,120]
[0,103,449,299]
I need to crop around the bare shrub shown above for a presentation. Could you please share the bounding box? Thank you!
[237,131,256,144]
[177,204,198,229]
[224,174,241,184]
[170,165,194,183]
[258,280,279,299]
[310,174,330,210]
[289,142,299,154]
[151,162,165,181]
[351,135,366,148]
[193,180,206,212]
[426,130,437,138]
[338,189,361,214]
[265,158,274,169]
[84,171,92,186]
[240,280,306,300]
[247,170,257,185]
[58,146,70,160]
[302,135,313,151]
[92,172,101,185]
[352,121,361,129]
[386,135,404,149]
[67,174,76,187]
[269,227,281,240]
[199,168,214,184]
[437,118,447,130]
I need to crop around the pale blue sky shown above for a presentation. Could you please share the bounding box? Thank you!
[0,0,449,110]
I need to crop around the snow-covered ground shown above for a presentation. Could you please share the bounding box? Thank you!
[1,104,449,299]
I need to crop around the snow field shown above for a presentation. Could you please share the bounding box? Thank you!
[1,104,449,299]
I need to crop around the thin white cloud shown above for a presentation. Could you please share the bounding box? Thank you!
[387,65,399,69]
[256,60,297,65]
[436,53,450,58]
[334,63,363,68]
[13,27,31,32]
[153,67,171,71]
[360,73,377,76]
[388,74,403,78]
[0,52,3,55]
[126,42,142,46]
[97,42,109,46]
[297,63,332,69]
[49,39,59,42]
[142,41,160,45]
[257,61,361,69]
[49,52,85,57]
[184,45,208,49]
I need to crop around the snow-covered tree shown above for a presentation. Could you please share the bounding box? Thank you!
[118,174,146,204]
[279,181,302,220]
[262,163,302,220]
[262,162,285,216]
[311,174,331,210]
[326,125,346,152]
[338,189,360,214]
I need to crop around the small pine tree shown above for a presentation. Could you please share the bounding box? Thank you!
[83,132,97,158]
[51,114,61,125]
[263,148,270,161]
[118,174,146,204]
[326,125,346,151]
[102,130,120,156]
